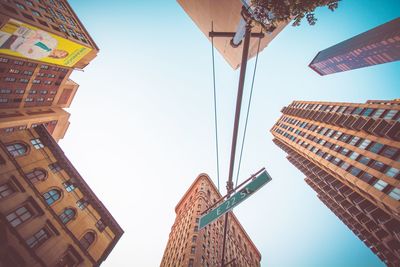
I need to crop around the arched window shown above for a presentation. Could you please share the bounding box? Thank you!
[26,169,47,183]
[6,143,28,157]
[59,208,75,224]
[43,189,61,205]
[80,231,95,250]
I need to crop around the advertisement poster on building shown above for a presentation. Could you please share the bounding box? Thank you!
[0,19,91,67]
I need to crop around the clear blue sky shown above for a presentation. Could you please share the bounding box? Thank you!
[64,0,399,266]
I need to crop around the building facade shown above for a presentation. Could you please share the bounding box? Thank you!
[0,0,98,140]
[271,99,400,266]
[0,125,123,266]
[309,18,400,75]
[160,173,261,267]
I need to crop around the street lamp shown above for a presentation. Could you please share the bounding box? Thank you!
[231,0,276,47]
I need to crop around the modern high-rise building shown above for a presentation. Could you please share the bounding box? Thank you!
[271,99,400,266]
[0,125,123,266]
[160,173,261,267]
[309,18,400,75]
[0,0,99,140]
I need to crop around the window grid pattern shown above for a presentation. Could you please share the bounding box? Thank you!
[0,182,15,199]
[6,206,33,227]
[273,114,400,201]
[59,208,75,224]
[26,228,51,249]
[6,143,28,157]
[43,189,61,205]
[80,231,95,250]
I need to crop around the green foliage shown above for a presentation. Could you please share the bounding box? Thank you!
[250,0,340,30]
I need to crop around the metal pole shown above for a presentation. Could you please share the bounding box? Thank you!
[221,23,252,267]
[227,24,252,194]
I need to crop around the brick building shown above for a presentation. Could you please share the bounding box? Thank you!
[160,173,261,267]
[271,99,400,266]
[0,0,99,141]
[309,18,400,75]
[0,125,123,266]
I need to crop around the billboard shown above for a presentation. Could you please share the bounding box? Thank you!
[0,19,91,67]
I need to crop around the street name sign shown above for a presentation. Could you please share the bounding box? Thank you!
[199,170,272,229]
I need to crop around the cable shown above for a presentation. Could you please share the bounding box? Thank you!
[235,35,262,187]
[211,21,220,191]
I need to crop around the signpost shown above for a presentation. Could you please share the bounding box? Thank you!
[199,169,272,229]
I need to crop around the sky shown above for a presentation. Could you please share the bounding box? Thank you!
[62,1,399,266]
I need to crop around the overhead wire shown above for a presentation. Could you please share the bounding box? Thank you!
[235,34,262,188]
[211,21,220,191]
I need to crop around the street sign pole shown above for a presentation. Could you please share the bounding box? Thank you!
[221,22,251,267]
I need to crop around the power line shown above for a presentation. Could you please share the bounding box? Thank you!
[211,21,220,191]
[235,35,262,187]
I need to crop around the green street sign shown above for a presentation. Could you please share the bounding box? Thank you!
[199,170,272,229]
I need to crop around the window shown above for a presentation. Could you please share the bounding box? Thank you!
[192,235,197,243]
[43,189,61,205]
[339,134,352,143]
[385,167,399,179]
[0,98,8,103]
[381,146,398,159]
[349,152,359,160]
[76,199,88,210]
[349,136,361,146]
[372,109,385,118]
[49,162,62,172]
[26,169,47,183]
[188,259,194,267]
[6,143,28,157]
[384,110,398,120]
[56,247,81,266]
[191,246,196,254]
[388,188,400,201]
[31,138,44,149]
[194,226,198,232]
[63,181,76,192]
[26,227,51,249]
[352,107,363,115]
[340,162,350,170]
[59,208,75,224]
[357,156,371,165]
[0,182,15,199]
[8,68,19,74]
[373,180,388,191]
[361,108,374,117]
[359,172,375,184]
[32,10,41,17]
[370,161,386,171]
[349,167,362,177]
[16,3,26,10]
[6,205,33,227]
[340,148,350,156]
[80,231,95,250]
[358,139,371,149]
[331,157,341,166]
[332,131,342,140]
[0,88,12,94]
[368,142,384,154]
[95,219,106,232]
